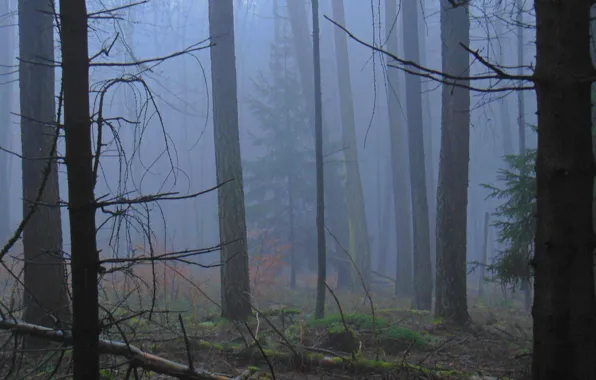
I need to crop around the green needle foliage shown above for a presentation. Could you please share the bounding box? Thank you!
[482,143,536,290]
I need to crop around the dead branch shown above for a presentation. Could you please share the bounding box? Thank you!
[324,15,535,93]
[0,318,256,380]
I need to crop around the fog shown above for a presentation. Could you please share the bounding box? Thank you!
[0,0,537,285]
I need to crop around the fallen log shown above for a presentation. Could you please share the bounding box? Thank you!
[0,318,256,380]
[188,339,464,378]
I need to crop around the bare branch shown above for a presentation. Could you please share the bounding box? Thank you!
[0,318,257,380]
[324,15,535,93]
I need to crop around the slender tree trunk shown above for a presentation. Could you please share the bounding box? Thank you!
[60,0,100,376]
[417,0,437,278]
[19,0,71,349]
[532,0,596,377]
[385,0,413,297]
[208,0,252,321]
[494,7,514,156]
[377,175,392,274]
[478,212,489,299]
[402,0,433,310]
[0,0,12,243]
[288,174,297,289]
[516,0,532,312]
[286,0,346,291]
[331,0,372,285]
[311,0,326,320]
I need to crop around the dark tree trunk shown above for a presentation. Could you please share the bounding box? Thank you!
[311,0,326,320]
[0,0,12,242]
[532,0,596,377]
[19,0,70,348]
[384,0,413,297]
[434,0,471,323]
[403,0,433,311]
[208,0,252,321]
[60,0,100,377]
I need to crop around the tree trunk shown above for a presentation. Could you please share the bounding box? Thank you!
[384,0,413,297]
[331,0,372,286]
[434,0,471,323]
[288,174,297,289]
[0,0,13,243]
[18,0,71,348]
[208,0,252,321]
[516,0,532,313]
[478,212,489,299]
[402,0,433,310]
[532,0,596,377]
[494,6,514,156]
[417,0,437,278]
[60,0,100,377]
[311,0,326,320]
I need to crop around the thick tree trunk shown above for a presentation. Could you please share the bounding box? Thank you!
[311,0,327,320]
[434,0,471,324]
[532,0,596,377]
[331,0,372,286]
[60,0,100,377]
[18,0,71,348]
[402,0,433,310]
[385,0,413,297]
[208,0,252,321]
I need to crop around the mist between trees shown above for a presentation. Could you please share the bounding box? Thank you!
[0,0,592,379]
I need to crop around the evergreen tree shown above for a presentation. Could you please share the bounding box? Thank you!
[482,145,536,290]
[243,21,317,284]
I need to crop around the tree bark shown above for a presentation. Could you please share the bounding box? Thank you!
[532,0,596,377]
[18,0,71,348]
[434,0,471,324]
[384,0,413,297]
[515,0,532,313]
[0,0,12,243]
[331,0,372,286]
[208,0,252,321]
[402,0,433,311]
[311,0,327,320]
[60,0,101,377]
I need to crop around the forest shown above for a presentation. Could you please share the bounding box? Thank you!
[0,0,592,379]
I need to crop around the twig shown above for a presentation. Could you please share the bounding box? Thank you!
[243,322,276,380]
[0,318,255,380]
[326,227,380,360]
[324,281,355,361]
[178,314,194,372]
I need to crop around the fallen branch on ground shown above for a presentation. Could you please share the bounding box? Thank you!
[0,318,256,380]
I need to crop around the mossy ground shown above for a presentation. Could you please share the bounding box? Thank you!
[22,282,530,379]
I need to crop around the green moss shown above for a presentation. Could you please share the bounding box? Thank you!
[381,327,428,348]
[308,313,389,330]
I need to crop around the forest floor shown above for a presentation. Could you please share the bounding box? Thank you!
[143,283,532,380]
[7,277,531,380]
